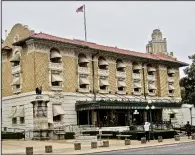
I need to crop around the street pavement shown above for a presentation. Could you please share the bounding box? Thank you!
[2,137,195,154]
[94,141,195,154]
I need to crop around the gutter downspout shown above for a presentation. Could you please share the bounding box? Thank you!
[92,51,99,101]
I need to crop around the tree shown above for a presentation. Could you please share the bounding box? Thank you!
[180,54,195,105]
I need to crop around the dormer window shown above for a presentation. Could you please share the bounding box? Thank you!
[78,53,89,67]
[50,48,62,63]
[116,59,126,72]
[98,56,108,70]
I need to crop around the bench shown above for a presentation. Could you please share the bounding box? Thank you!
[97,134,113,147]
[97,134,113,139]
[116,135,132,140]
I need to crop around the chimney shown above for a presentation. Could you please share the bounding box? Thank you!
[170,52,173,56]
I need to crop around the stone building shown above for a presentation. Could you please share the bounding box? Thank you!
[1,24,188,138]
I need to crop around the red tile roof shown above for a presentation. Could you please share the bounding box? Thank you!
[16,32,188,66]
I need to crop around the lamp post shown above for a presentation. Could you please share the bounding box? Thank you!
[146,102,155,141]
[182,104,194,126]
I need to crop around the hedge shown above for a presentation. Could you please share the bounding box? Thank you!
[82,130,177,140]
[64,132,75,139]
[2,131,25,139]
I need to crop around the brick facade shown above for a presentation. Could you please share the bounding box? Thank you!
[2,24,185,101]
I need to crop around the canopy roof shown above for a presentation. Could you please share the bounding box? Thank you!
[75,99,182,111]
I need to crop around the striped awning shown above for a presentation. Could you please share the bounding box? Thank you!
[10,54,20,62]
[117,62,126,68]
[134,83,142,88]
[53,105,65,116]
[99,79,109,86]
[79,77,90,85]
[50,50,62,58]
[118,81,126,87]
[79,57,89,63]
[99,59,108,66]
[11,77,20,86]
[13,106,24,117]
[52,74,63,82]
[148,67,156,72]
[168,85,175,90]
[148,84,157,90]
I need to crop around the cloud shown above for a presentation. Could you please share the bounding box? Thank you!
[2,1,195,77]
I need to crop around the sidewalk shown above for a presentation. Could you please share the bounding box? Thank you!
[2,137,195,154]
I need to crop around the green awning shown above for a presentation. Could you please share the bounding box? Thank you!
[75,99,182,111]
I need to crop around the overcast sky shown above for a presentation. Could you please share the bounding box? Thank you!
[2,1,195,77]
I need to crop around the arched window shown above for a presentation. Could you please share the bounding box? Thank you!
[50,48,62,63]
[132,62,141,73]
[147,64,156,75]
[167,67,175,77]
[78,53,89,67]
[10,51,20,67]
[116,59,126,72]
[98,56,108,70]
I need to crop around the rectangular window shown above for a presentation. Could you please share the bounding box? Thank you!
[80,84,87,89]
[52,81,60,86]
[53,115,61,122]
[134,88,140,92]
[149,89,154,93]
[100,86,107,90]
[20,117,25,124]
[12,118,17,125]
[170,114,175,119]
[169,90,174,94]
[133,70,140,74]
[118,87,124,91]
[16,84,20,89]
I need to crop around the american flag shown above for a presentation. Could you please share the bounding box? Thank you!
[76,5,84,13]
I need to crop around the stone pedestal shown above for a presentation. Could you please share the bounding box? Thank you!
[45,145,52,153]
[125,139,131,145]
[158,136,163,142]
[192,134,195,140]
[174,135,180,141]
[74,143,81,150]
[91,141,97,149]
[26,147,33,155]
[103,140,109,147]
[141,137,146,144]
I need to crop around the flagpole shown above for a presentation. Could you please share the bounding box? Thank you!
[83,5,87,41]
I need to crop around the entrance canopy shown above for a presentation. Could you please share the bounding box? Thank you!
[75,99,182,111]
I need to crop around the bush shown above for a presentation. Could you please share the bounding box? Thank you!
[2,131,25,139]
[82,130,177,140]
[64,132,75,139]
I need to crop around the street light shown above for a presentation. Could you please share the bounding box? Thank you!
[146,101,155,141]
[182,104,194,126]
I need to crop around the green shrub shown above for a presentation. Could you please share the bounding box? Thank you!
[64,132,75,139]
[2,131,24,139]
[82,130,177,140]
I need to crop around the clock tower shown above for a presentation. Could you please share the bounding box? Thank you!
[146,29,167,54]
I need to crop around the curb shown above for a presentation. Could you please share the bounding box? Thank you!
[83,140,195,155]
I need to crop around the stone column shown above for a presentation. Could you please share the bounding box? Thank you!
[127,110,131,126]
[87,110,90,125]
[92,110,97,125]
[144,111,147,122]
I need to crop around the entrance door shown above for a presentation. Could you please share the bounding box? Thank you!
[117,113,126,126]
